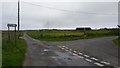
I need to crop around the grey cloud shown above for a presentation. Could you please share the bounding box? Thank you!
[2,2,118,30]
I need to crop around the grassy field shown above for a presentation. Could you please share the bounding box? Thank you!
[2,31,26,67]
[27,30,85,41]
[27,29,118,41]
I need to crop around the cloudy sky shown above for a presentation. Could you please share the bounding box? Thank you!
[2,1,118,30]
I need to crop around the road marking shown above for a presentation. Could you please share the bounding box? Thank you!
[61,48,65,50]
[84,55,90,57]
[94,62,104,66]
[58,45,111,66]
[85,59,93,62]
[91,57,98,61]
[78,52,83,55]
[73,51,77,53]
[101,61,110,65]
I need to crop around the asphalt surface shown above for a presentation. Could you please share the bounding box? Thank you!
[23,33,119,67]
[23,33,96,66]
[46,36,119,67]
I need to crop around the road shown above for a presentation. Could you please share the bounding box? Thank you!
[23,33,118,67]
[46,36,119,67]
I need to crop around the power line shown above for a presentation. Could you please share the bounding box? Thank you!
[22,1,117,16]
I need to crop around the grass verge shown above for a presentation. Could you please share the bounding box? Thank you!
[2,38,26,67]
[113,38,120,47]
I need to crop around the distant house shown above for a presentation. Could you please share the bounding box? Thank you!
[76,27,91,31]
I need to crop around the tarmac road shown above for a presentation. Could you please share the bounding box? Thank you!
[23,33,119,67]
[46,36,119,67]
[23,33,96,66]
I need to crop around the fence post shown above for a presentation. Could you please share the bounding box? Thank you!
[15,26,17,46]
[8,26,10,40]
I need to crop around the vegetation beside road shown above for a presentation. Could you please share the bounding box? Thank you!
[113,38,120,47]
[85,29,118,38]
[27,30,84,41]
[27,29,118,41]
[2,31,26,67]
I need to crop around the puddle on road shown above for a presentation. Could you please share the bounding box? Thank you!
[52,51,95,66]
[54,51,77,62]
[52,51,85,65]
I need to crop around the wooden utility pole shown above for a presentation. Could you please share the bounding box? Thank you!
[118,25,120,38]
[18,0,20,38]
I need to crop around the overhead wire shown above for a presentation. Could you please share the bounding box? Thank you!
[22,1,118,16]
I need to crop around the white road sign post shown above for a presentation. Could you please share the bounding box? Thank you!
[7,24,17,46]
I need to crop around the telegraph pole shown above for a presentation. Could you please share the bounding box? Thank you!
[18,0,20,38]
[118,25,120,39]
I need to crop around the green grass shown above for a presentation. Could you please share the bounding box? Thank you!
[85,30,118,38]
[27,29,118,41]
[113,38,120,47]
[27,30,85,41]
[2,31,26,67]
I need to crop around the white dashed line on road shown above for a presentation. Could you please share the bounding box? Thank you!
[84,55,90,57]
[61,48,65,50]
[73,50,77,53]
[85,59,93,62]
[91,57,99,61]
[94,62,104,66]
[78,52,83,55]
[101,61,110,65]
[58,45,111,67]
